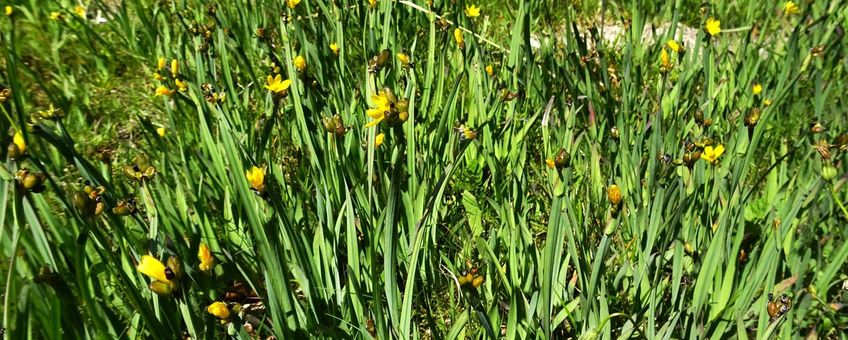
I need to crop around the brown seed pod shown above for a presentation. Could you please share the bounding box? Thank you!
[767,294,779,319]
[368,49,391,73]
[833,133,848,150]
[554,148,570,169]
[814,139,831,160]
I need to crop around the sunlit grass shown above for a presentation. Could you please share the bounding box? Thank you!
[1,0,847,338]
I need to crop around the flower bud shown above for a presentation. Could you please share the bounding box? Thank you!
[822,164,837,181]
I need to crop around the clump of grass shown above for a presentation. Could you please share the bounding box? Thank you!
[1,0,847,338]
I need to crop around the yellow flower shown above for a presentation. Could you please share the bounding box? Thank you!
[368,0,378,9]
[175,78,187,92]
[246,166,265,192]
[287,0,301,9]
[170,59,178,77]
[764,98,772,106]
[700,145,725,165]
[485,65,493,76]
[74,6,86,17]
[465,4,481,17]
[545,158,555,169]
[329,42,340,56]
[156,127,166,137]
[198,243,215,272]
[375,133,385,149]
[155,86,174,97]
[705,17,721,36]
[293,55,307,71]
[660,48,671,69]
[264,75,292,94]
[608,184,622,206]
[13,131,26,154]
[667,40,680,53]
[5,6,13,16]
[137,255,171,284]
[365,91,391,128]
[752,83,762,95]
[207,301,230,319]
[783,1,799,15]
[50,12,62,20]
[397,53,410,67]
[454,28,464,47]
[157,57,166,71]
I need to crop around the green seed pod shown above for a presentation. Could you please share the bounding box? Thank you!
[167,256,182,281]
[368,49,391,72]
[8,143,23,160]
[322,116,336,133]
[382,87,397,105]
[122,165,141,181]
[396,99,409,114]
[22,173,45,190]
[73,192,94,215]
[93,201,106,217]
[693,111,704,124]
[332,115,347,136]
[822,165,838,181]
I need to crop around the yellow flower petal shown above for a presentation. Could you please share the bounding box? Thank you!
[705,18,721,36]
[13,131,25,154]
[198,243,215,272]
[365,116,384,128]
[293,55,307,71]
[375,132,385,149]
[667,40,680,53]
[207,301,230,319]
[246,166,266,192]
[783,1,799,15]
[137,255,170,283]
[465,4,480,17]
[454,28,464,46]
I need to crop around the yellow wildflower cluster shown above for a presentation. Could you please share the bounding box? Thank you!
[153,57,184,97]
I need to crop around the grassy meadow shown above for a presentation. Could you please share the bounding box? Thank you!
[2,0,847,338]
